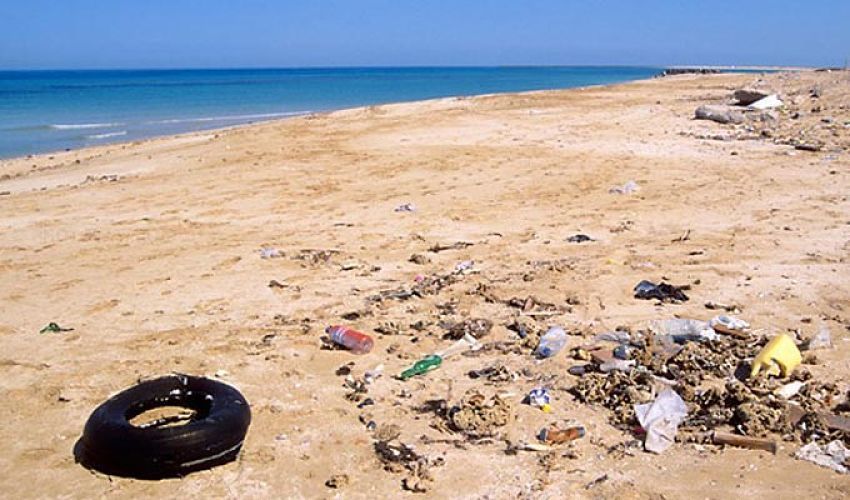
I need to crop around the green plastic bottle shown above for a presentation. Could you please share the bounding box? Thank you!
[399,354,443,380]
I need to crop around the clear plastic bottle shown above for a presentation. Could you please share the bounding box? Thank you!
[535,326,567,358]
[326,325,374,354]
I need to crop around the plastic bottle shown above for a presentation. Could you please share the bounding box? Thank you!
[399,354,442,380]
[326,325,374,354]
[535,327,567,358]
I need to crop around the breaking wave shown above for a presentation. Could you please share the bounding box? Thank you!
[85,131,128,140]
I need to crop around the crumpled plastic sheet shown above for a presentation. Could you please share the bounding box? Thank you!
[635,388,689,454]
[795,440,849,474]
[650,319,717,343]
[807,325,833,350]
[709,315,749,332]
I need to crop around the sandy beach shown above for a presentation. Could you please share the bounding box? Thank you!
[1,70,849,498]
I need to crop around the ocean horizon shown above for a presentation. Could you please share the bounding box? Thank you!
[0,66,666,159]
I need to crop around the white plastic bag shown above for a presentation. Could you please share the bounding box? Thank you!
[635,388,689,453]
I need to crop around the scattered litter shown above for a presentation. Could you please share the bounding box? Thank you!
[613,344,630,359]
[454,260,475,273]
[539,423,585,444]
[526,388,552,413]
[634,280,690,303]
[364,365,384,384]
[535,326,568,359]
[712,431,777,454]
[775,381,806,399]
[748,94,783,110]
[438,334,482,359]
[507,441,552,453]
[795,441,849,474]
[400,354,442,380]
[709,315,750,337]
[394,203,416,213]
[634,388,688,454]
[600,358,636,373]
[592,331,631,344]
[39,322,73,334]
[326,325,375,354]
[259,247,283,259]
[609,180,639,194]
[566,234,594,243]
[750,334,801,378]
[650,319,717,343]
[806,325,832,350]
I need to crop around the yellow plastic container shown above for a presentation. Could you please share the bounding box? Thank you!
[750,334,802,378]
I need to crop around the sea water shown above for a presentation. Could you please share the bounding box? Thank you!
[0,67,660,159]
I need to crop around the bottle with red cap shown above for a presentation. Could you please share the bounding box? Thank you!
[326,325,374,354]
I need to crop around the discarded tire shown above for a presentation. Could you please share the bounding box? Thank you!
[76,374,251,479]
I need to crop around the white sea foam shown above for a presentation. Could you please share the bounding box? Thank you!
[49,122,123,130]
[148,111,307,125]
[85,131,128,140]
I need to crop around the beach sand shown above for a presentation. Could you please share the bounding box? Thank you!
[0,70,849,498]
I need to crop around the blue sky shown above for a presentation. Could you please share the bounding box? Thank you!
[1,0,848,69]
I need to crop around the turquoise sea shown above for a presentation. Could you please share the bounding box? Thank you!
[0,67,661,159]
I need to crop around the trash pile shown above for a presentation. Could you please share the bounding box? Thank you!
[689,72,850,154]
[317,249,850,492]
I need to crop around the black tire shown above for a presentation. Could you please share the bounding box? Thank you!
[76,374,251,479]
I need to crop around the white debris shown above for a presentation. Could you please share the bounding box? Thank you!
[609,180,639,195]
[600,358,636,373]
[795,441,849,474]
[709,315,750,335]
[807,325,833,350]
[364,364,384,384]
[775,381,806,399]
[748,94,783,110]
[635,388,688,454]
[651,319,717,342]
[260,247,283,259]
[455,260,475,272]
